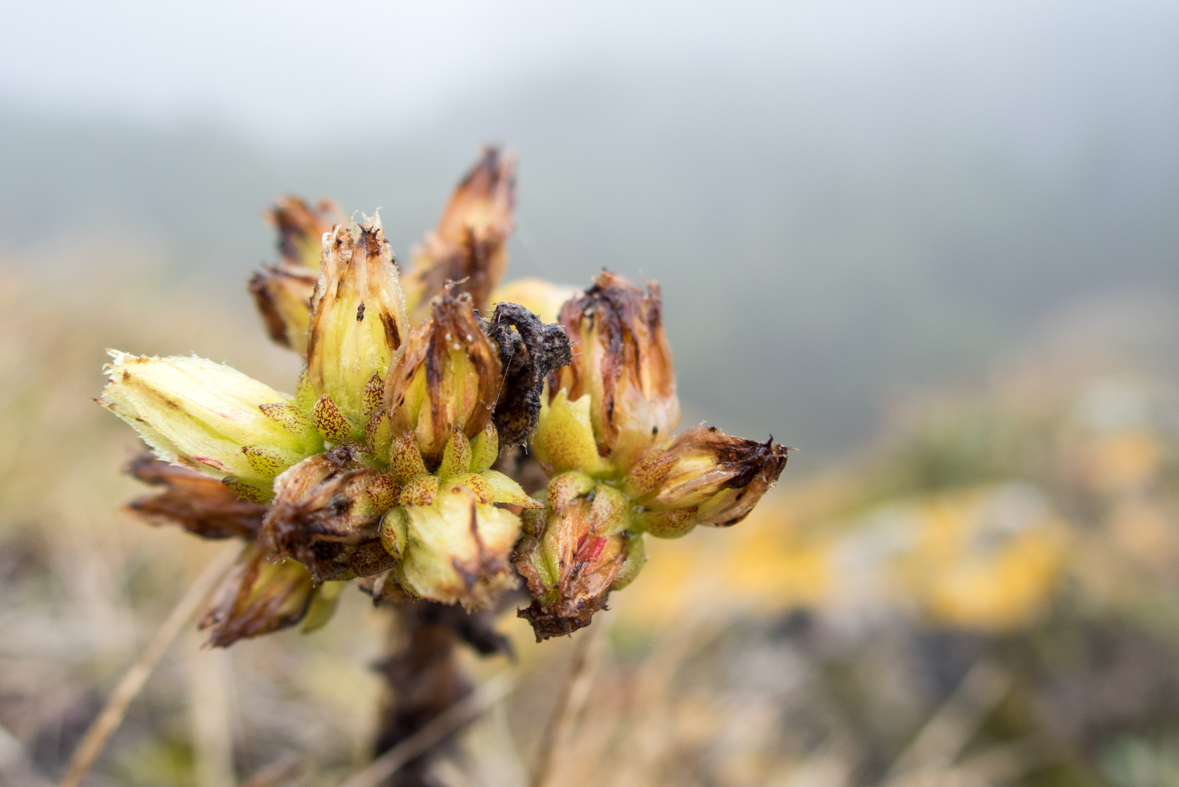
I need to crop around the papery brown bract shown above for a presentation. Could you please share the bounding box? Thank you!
[386,286,501,466]
[306,216,410,426]
[263,449,399,583]
[125,455,265,540]
[200,543,317,647]
[551,271,679,472]
[403,148,516,324]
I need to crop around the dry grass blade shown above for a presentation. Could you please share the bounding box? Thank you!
[57,542,243,787]
[339,672,516,787]
[237,754,303,787]
[529,626,600,787]
[884,659,1012,783]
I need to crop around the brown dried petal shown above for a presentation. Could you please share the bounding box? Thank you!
[267,197,342,270]
[551,270,679,469]
[404,148,516,321]
[125,455,265,540]
[248,265,319,353]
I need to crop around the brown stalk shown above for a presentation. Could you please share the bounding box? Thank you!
[369,602,512,786]
[342,672,516,787]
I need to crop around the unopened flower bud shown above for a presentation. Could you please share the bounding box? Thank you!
[403,148,516,322]
[386,285,500,466]
[392,482,521,610]
[515,474,635,640]
[547,271,679,473]
[98,353,322,496]
[306,215,410,430]
[263,451,400,583]
[628,425,789,532]
[200,543,317,647]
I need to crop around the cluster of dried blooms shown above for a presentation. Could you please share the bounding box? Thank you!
[99,149,789,646]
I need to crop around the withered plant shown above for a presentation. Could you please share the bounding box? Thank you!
[93,148,789,784]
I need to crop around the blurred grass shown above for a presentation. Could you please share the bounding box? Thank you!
[2,253,1179,787]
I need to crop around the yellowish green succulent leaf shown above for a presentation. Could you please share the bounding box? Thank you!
[469,421,499,474]
[438,429,472,479]
[399,474,440,507]
[389,430,428,484]
[301,581,346,633]
[533,389,608,477]
[482,469,543,509]
[636,507,698,539]
[311,394,356,444]
[381,506,409,559]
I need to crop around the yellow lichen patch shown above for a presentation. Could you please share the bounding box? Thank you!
[1083,429,1164,491]
[886,485,1069,630]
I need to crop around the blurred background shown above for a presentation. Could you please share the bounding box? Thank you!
[2,1,1179,785]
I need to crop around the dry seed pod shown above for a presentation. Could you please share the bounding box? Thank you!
[249,197,343,353]
[263,451,399,583]
[200,543,317,647]
[268,197,342,270]
[249,265,320,353]
[515,474,637,640]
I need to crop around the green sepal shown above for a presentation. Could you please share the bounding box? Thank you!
[302,581,346,633]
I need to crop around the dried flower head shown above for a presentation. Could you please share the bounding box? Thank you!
[99,148,789,649]
[542,270,680,474]
[515,472,644,640]
[386,284,501,466]
[626,425,790,536]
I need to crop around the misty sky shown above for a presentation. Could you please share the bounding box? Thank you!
[5,0,1178,147]
[4,0,1178,462]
